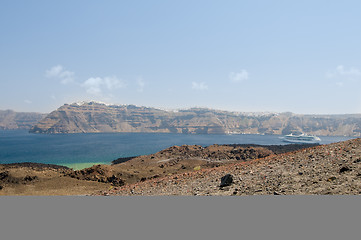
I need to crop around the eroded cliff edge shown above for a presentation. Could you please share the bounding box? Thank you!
[29,101,361,136]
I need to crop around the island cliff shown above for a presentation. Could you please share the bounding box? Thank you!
[29,101,361,136]
[0,110,46,130]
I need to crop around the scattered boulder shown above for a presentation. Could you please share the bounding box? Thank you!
[220,174,233,187]
[66,165,124,186]
[24,175,38,182]
[0,171,9,180]
[339,166,351,173]
[327,177,337,182]
[0,171,18,184]
[353,158,361,163]
[106,175,124,186]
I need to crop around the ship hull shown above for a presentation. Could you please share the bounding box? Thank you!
[280,134,321,144]
[281,138,320,144]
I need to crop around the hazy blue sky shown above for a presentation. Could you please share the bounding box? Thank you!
[1,0,361,114]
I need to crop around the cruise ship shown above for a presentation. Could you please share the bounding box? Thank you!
[280,133,321,144]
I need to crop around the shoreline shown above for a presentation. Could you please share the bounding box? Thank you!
[61,162,111,170]
[1,143,321,171]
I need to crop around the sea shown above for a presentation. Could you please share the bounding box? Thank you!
[0,130,355,170]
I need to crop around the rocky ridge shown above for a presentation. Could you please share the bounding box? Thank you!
[67,144,278,186]
[0,162,110,195]
[0,110,46,130]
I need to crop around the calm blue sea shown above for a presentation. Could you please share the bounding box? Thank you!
[0,130,355,170]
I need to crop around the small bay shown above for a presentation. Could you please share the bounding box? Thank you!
[0,130,354,170]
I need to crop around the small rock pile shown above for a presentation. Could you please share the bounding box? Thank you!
[67,165,124,186]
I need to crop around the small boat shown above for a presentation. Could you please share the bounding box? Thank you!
[280,133,321,144]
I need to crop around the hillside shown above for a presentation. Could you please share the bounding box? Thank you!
[67,144,277,185]
[2,139,360,196]
[0,110,46,130]
[98,138,361,196]
[0,143,316,195]
[30,101,361,136]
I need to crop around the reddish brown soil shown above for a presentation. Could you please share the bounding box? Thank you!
[95,138,361,196]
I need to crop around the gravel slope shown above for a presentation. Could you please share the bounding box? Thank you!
[97,138,361,196]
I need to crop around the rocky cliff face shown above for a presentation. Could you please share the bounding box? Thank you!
[29,101,361,136]
[0,110,46,130]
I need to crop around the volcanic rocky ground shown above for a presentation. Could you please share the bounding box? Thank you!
[95,138,361,196]
[69,144,315,186]
[0,163,110,195]
[1,144,280,195]
[1,140,360,196]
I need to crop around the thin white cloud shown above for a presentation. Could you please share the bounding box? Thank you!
[81,76,125,95]
[335,82,344,87]
[192,81,208,90]
[229,70,249,82]
[45,65,75,84]
[136,77,145,92]
[327,65,361,78]
[104,76,125,90]
[24,99,32,104]
[45,65,63,77]
[82,77,103,95]
[327,65,361,87]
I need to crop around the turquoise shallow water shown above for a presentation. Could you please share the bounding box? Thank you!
[62,162,109,170]
[0,130,355,170]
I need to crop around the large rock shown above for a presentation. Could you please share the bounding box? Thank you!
[67,165,125,186]
[220,174,234,188]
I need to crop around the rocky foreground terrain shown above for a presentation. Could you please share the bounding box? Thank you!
[95,138,361,196]
[69,144,317,187]
[0,163,110,195]
[30,101,361,136]
[1,139,360,195]
[0,143,316,195]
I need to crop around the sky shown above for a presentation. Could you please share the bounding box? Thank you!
[1,0,361,114]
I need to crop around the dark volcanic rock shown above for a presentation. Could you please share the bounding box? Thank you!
[67,165,124,186]
[24,175,38,182]
[107,175,125,186]
[339,166,351,173]
[353,158,361,163]
[0,171,9,181]
[4,162,69,170]
[0,171,19,184]
[112,156,137,165]
[227,143,320,155]
[220,174,233,188]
